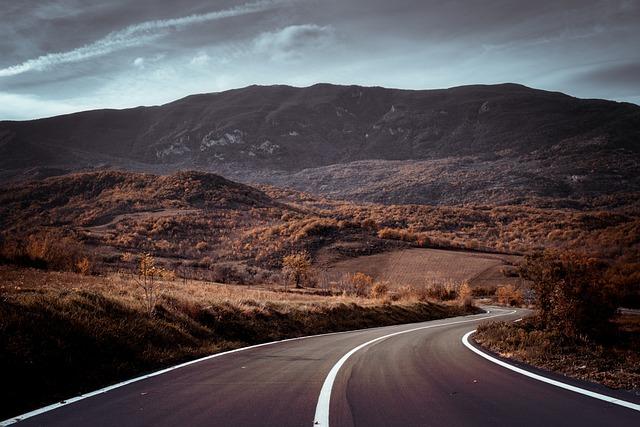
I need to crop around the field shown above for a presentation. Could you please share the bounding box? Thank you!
[326,248,522,289]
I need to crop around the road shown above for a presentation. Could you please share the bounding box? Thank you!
[9,308,640,426]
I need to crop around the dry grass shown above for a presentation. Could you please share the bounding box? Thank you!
[474,319,640,391]
[0,265,477,419]
[0,266,408,310]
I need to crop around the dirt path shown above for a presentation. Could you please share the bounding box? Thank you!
[85,209,200,233]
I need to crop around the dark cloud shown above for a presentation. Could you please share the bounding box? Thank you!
[254,24,334,60]
[581,62,640,87]
[0,0,638,119]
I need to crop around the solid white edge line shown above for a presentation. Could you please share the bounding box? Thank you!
[0,320,433,427]
[462,330,640,412]
[0,310,497,427]
[312,309,516,426]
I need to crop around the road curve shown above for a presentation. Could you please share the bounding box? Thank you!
[7,308,640,426]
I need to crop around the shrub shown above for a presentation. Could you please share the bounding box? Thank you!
[370,282,389,299]
[496,284,523,306]
[457,282,473,307]
[424,280,459,301]
[500,266,519,277]
[211,264,242,284]
[350,272,374,297]
[76,257,93,276]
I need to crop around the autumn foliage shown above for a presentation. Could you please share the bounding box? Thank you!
[282,251,312,288]
[520,250,619,338]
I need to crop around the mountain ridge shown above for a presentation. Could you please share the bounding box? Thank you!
[1,82,639,207]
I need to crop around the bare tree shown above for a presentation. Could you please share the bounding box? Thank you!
[134,253,171,316]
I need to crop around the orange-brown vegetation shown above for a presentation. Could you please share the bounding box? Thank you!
[1,171,638,294]
[495,284,524,306]
[475,250,639,390]
[282,251,313,288]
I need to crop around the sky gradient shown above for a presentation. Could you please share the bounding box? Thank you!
[1,0,639,120]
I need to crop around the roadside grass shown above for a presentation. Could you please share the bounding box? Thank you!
[0,265,478,420]
[473,318,640,391]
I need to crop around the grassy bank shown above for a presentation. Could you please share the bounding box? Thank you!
[0,266,477,420]
[474,319,640,391]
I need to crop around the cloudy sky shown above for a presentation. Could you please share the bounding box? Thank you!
[1,0,639,120]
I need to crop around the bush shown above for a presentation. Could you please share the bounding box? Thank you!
[500,266,519,277]
[331,272,375,297]
[293,218,341,241]
[495,284,523,306]
[76,257,93,276]
[350,272,374,297]
[424,280,459,301]
[370,282,389,299]
[211,264,247,284]
[457,282,473,307]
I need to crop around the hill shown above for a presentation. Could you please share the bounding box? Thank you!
[1,170,638,287]
[1,83,639,207]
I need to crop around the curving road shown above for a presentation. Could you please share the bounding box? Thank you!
[7,308,639,426]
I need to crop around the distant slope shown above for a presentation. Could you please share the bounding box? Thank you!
[0,170,276,230]
[1,83,639,207]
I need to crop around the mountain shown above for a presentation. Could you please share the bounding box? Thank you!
[1,83,639,207]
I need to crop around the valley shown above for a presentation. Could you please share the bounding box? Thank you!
[1,84,639,424]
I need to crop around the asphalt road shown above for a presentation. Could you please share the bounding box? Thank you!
[10,308,640,426]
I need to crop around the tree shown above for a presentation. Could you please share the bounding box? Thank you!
[134,253,172,315]
[282,251,312,288]
[519,250,618,338]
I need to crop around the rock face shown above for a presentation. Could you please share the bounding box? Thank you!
[1,83,639,207]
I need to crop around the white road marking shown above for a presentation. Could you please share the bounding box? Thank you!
[462,330,640,412]
[0,321,435,426]
[312,309,516,426]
